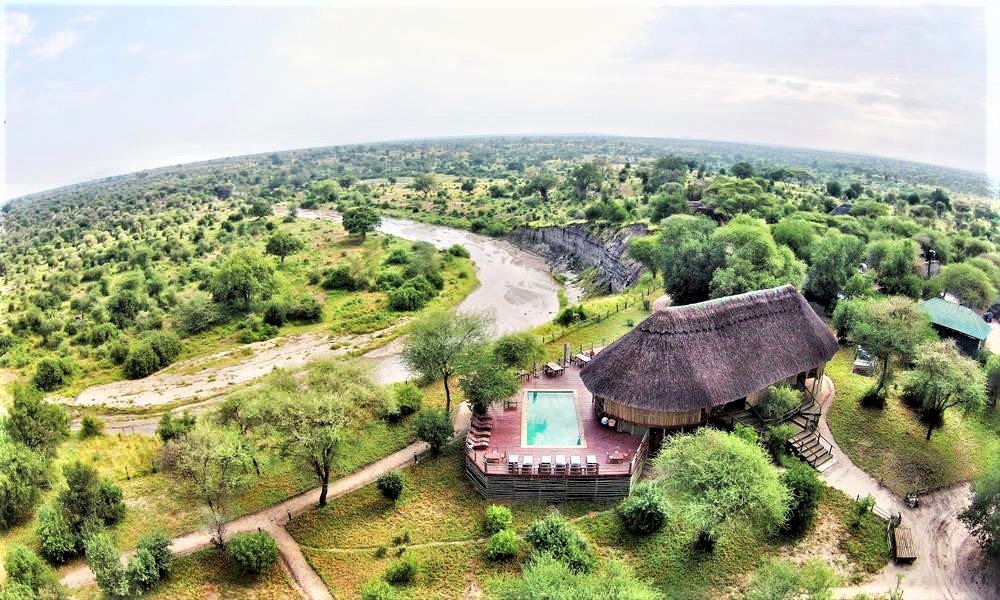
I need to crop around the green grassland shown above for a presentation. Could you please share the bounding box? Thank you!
[826,348,1000,496]
[289,443,887,600]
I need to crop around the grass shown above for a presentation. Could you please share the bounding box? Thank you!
[826,347,1000,496]
[73,547,299,600]
[288,441,888,600]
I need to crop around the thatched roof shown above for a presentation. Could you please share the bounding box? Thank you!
[580,285,838,413]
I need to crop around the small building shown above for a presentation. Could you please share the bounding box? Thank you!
[919,297,990,356]
[580,285,838,436]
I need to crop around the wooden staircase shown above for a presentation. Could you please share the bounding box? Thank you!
[717,395,836,472]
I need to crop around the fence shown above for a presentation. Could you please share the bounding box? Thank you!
[540,286,656,345]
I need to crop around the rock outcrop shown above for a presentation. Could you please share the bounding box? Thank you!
[507,223,648,293]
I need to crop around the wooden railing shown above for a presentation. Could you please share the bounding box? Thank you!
[540,286,656,344]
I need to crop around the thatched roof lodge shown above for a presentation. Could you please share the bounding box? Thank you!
[580,285,838,431]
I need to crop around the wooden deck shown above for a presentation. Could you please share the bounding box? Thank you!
[465,364,646,501]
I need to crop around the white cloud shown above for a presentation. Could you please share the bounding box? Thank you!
[71,11,101,24]
[5,11,34,46]
[180,52,206,63]
[126,42,145,54]
[31,30,79,60]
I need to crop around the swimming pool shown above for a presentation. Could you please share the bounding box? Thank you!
[523,390,584,447]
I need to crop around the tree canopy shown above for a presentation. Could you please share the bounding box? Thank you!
[904,340,985,440]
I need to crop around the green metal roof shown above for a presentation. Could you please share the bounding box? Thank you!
[919,297,991,341]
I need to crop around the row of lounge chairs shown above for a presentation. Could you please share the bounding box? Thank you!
[507,454,600,475]
[466,414,494,450]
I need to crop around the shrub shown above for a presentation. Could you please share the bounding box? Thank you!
[848,495,877,529]
[616,482,668,535]
[764,423,794,461]
[377,472,405,501]
[123,342,161,379]
[286,295,323,323]
[384,554,418,584]
[486,529,519,560]
[32,357,73,391]
[321,266,358,291]
[85,532,131,600]
[146,332,181,366]
[484,504,514,534]
[4,544,57,595]
[361,579,399,600]
[732,422,759,446]
[0,440,46,528]
[743,558,836,600]
[36,503,76,563]
[384,248,410,265]
[523,512,596,574]
[127,532,172,590]
[237,316,279,343]
[492,332,545,369]
[780,459,824,535]
[156,411,196,442]
[174,291,218,334]
[228,531,279,575]
[263,302,287,326]
[757,385,800,420]
[96,479,127,526]
[80,415,104,438]
[555,305,586,327]
[447,244,470,258]
[391,382,423,416]
[107,340,129,365]
[388,284,432,311]
[414,409,453,454]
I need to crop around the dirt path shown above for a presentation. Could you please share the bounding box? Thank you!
[59,405,473,597]
[815,378,1000,599]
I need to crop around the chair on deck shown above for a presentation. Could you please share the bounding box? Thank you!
[507,454,519,474]
[554,455,567,474]
[538,456,552,475]
[585,455,598,474]
[569,455,582,474]
[521,455,534,474]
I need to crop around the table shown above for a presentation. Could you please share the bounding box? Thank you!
[574,353,592,365]
[608,450,626,464]
[485,449,503,464]
[544,362,564,376]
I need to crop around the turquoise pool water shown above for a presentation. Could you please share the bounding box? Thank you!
[525,391,583,447]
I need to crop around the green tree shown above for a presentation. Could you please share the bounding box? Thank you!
[523,171,559,201]
[805,233,863,307]
[107,289,144,329]
[780,459,824,534]
[211,249,276,310]
[401,310,491,413]
[84,533,131,600]
[959,453,1000,557]
[248,199,272,218]
[228,532,279,575]
[866,239,921,298]
[628,236,661,280]
[414,409,453,454]
[174,291,218,335]
[847,296,932,400]
[730,161,755,179]
[342,206,382,238]
[3,544,60,597]
[568,162,605,199]
[904,340,985,440]
[4,384,69,456]
[743,558,836,600]
[710,216,806,298]
[702,177,773,219]
[0,440,46,529]
[264,361,383,507]
[770,219,816,261]
[826,180,843,198]
[31,357,72,391]
[57,461,127,538]
[173,422,255,546]
[492,332,545,370]
[654,428,789,537]
[459,359,520,415]
[926,263,997,310]
[411,173,437,198]
[265,230,304,264]
[309,179,342,203]
[615,481,669,535]
[655,215,722,305]
[523,512,596,574]
[497,554,662,600]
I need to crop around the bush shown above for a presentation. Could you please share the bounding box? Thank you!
[156,411,196,442]
[447,244,470,258]
[4,544,57,595]
[484,504,514,534]
[32,357,73,391]
[228,532,279,575]
[377,472,405,501]
[127,532,172,591]
[780,459,824,535]
[80,414,104,438]
[96,479,127,526]
[387,281,435,311]
[764,423,794,461]
[286,295,323,323]
[145,331,181,366]
[486,529,519,560]
[743,558,836,600]
[0,440,46,528]
[523,512,596,574]
[174,291,218,334]
[757,385,800,420]
[392,382,423,416]
[384,554,418,584]
[263,302,287,326]
[85,532,131,600]
[384,248,410,265]
[615,481,668,535]
[361,579,400,600]
[237,316,279,344]
[732,422,759,446]
[848,495,877,529]
[36,503,76,563]
[123,343,161,379]
[492,332,544,370]
[321,266,359,291]
[414,409,453,454]
[555,305,586,327]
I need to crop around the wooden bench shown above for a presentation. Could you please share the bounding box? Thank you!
[894,526,916,562]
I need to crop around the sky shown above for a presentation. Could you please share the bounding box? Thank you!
[2,1,996,200]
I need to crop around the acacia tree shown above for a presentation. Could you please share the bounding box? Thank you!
[655,215,722,305]
[211,249,276,310]
[401,310,492,413]
[264,231,304,264]
[341,206,381,238]
[173,422,255,547]
[904,340,985,440]
[264,361,384,507]
[926,263,996,310]
[459,359,519,415]
[959,454,1000,557]
[709,216,805,298]
[411,173,436,198]
[653,428,789,539]
[846,296,932,401]
[805,232,863,308]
